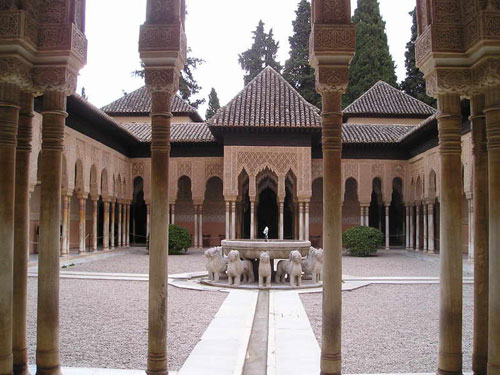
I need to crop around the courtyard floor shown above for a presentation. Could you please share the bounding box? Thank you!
[26,247,474,374]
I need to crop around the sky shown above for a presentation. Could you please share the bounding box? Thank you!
[78,0,416,118]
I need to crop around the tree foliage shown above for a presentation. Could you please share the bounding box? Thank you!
[344,0,398,107]
[205,87,221,119]
[283,0,321,107]
[238,20,283,85]
[133,48,205,108]
[400,9,436,107]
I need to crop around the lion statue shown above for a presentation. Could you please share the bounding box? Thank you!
[204,247,227,282]
[227,250,254,286]
[258,251,272,288]
[275,250,303,287]
[302,247,324,283]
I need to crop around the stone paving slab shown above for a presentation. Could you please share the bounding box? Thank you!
[27,366,177,375]
[267,291,320,375]
[178,290,258,375]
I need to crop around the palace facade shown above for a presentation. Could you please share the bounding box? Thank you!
[27,66,474,257]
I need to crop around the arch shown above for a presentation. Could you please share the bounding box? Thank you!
[256,167,278,196]
[428,169,437,201]
[415,176,423,202]
[101,168,109,199]
[409,177,416,203]
[344,177,360,232]
[203,176,225,246]
[237,169,250,239]
[389,177,405,246]
[310,177,323,247]
[369,177,384,229]
[132,176,147,244]
[116,174,122,198]
[90,164,98,197]
[176,175,195,241]
[61,154,68,190]
[74,159,84,194]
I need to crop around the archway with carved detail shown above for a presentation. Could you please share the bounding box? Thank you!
[256,168,279,239]
[203,176,225,246]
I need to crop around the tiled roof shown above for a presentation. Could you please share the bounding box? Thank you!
[342,124,416,144]
[208,66,321,128]
[121,122,215,143]
[399,114,437,142]
[101,86,203,121]
[343,81,436,117]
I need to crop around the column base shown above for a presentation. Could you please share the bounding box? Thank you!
[437,369,463,375]
[35,365,61,375]
[487,364,500,375]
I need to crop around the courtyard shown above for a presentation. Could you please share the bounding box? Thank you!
[26,248,474,374]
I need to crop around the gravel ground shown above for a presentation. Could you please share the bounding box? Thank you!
[342,249,473,277]
[301,284,473,374]
[68,247,207,275]
[27,278,227,371]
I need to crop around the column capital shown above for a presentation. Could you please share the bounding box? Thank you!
[61,189,73,197]
[77,193,88,200]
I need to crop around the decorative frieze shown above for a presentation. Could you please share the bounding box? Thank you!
[32,66,77,95]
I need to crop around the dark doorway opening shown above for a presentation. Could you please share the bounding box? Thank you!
[132,176,147,244]
[258,188,278,239]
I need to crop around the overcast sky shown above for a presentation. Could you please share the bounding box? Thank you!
[78,0,416,118]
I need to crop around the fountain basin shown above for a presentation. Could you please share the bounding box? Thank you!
[221,239,311,260]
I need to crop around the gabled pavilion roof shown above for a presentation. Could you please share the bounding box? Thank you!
[342,124,415,144]
[121,122,215,143]
[343,81,436,118]
[101,86,204,122]
[208,66,322,128]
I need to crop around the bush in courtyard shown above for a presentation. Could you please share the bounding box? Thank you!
[342,226,383,257]
[169,224,191,255]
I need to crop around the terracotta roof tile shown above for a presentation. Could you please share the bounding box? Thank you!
[101,86,203,121]
[343,81,436,117]
[121,122,215,143]
[208,66,321,128]
[342,124,415,144]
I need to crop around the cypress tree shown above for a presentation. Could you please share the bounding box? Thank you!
[283,0,321,107]
[344,0,397,107]
[205,88,221,119]
[239,20,282,85]
[400,9,436,106]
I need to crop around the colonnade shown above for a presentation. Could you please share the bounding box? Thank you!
[405,201,437,253]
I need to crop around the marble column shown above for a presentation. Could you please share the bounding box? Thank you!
[198,205,203,248]
[437,94,463,375]
[13,91,32,375]
[225,201,230,239]
[428,203,435,254]
[231,201,236,240]
[146,86,175,375]
[61,194,70,256]
[279,201,284,240]
[78,196,86,253]
[470,94,489,375]
[467,198,474,260]
[385,204,390,250]
[250,201,255,240]
[423,204,428,252]
[364,206,369,227]
[299,202,304,240]
[405,206,410,249]
[146,204,150,239]
[126,204,130,247]
[485,87,500,375]
[319,90,344,375]
[415,204,421,250]
[117,203,122,247]
[110,201,115,249]
[360,206,365,226]
[170,204,175,225]
[36,90,68,375]
[409,205,415,250]
[193,205,198,248]
[122,204,126,248]
[305,202,310,241]
[91,198,98,251]
[103,201,110,250]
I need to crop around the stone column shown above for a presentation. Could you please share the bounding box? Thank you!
[231,201,236,239]
[126,204,130,247]
[122,204,126,248]
[225,201,230,239]
[305,202,310,241]
[415,204,421,250]
[405,206,410,249]
[36,90,69,375]
[469,94,489,375]
[91,197,98,251]
[193,205,198,248]
[423,204,428,252]
[364,206,369,227]
[360,206,364,226]
[146,204,150,239]
[428,203,435,254]
[485,87,500,375]
[279,201,284,240]
[78,196,87,253]
[103,201,110,250]
[198,205,203,248]
[250,200,255,240]
[409,205,415,250]
[117,202,122,247]
[61,194,70,256]
[110,201,115,249]
[437,94,463,375]
[299,202,304,240]
[13,91,32,375]
[467,198,474,260]
[170,204,175,225]
[385,204,390,250]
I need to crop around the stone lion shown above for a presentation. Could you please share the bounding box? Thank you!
[204,247,227,282]
[302,247,324,283]
[258,251,272,288]
[275,250,303,287]
[227,250,255,286]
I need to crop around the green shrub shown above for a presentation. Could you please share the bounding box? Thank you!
[342,226,384,257]
[168,224,191,255]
